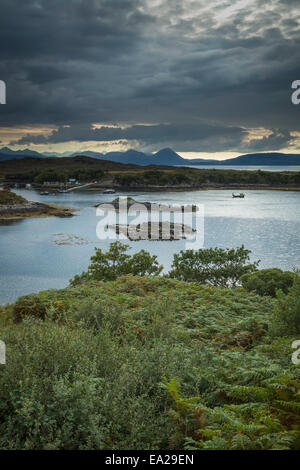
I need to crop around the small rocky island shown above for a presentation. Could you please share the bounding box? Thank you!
[0,189,74,219]
[107,221,196,241]
[95,196,198,212]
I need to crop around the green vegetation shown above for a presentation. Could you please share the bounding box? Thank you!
[241,268,295,297]
[115,170,193,186]
[33,168,104,183]
[270,274,300,336]
[0,156,129,184]
[0,243,299,450]
[70,241,163,286]
[0,189,27,205]
[114,168,300,188]
[70,243,257,286]
[169,245,259,287]
[1,156,300,188]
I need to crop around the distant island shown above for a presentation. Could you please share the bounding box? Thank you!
[1,146,300,166]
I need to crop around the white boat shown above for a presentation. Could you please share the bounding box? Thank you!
[232,192,245,198]
[103,189,116,194]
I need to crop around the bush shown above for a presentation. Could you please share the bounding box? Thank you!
[169,245,259,287]
[70,241,163,285]
[73,299,124,334]
[270,274,300,336]
[241,269,295,297]
[12,292,69,322]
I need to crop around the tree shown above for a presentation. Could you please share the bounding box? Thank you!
[169,245,259,287]
[241,268,295,297]
[70,241,163,285]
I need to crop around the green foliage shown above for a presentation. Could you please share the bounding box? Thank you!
[164,368,300,450]
[12,292,71,322]
[1,258,299,449]
[113,168,300,188]
[114,170,193,187]
[270,273,300,336]
[70,241,163,285]
[33,168,104,183]
[241,268,295,297]
[169,245,259,286]
[73,299,124,334]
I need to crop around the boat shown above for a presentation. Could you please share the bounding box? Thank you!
[58,189,69,193]
[102,189,116,194]
[232,192,245,198]
[39,191,49,195]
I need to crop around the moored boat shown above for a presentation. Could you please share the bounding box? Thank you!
[102,189,116,194]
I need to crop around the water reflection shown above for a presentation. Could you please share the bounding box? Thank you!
[0,218,24,227]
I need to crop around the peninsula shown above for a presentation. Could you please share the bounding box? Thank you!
[0,189,74,219]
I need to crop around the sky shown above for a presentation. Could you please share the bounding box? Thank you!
[0,0,300,160]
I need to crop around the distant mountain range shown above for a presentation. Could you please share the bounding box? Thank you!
[1,146,300,166]
[0,147,44,161]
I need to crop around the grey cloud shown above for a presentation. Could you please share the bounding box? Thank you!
[12,122,247,153]
[1,0,300,152]
[241,130,295,152]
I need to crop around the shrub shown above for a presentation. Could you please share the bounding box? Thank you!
[73,299,124,334]
[169,245,259,287]
[270,274,300,336]
[12,292,69,322]
[241,268,295,297]
[13,293,53,321]
[70,241,163,285]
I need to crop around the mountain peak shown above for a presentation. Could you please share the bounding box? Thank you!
[155,148,178,156]
[0,146,14,154]
[152,148,185,164]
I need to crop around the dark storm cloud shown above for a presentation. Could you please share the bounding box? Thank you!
[1,0,300,152]
[13,122,246,152]
[0,0,149,61]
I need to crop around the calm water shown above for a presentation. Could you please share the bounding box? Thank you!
[182,165,300,172]
[0,188,300,304]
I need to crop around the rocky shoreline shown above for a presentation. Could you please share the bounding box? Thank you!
[95,197,199,212]
[0,201,75,219]
[107,221,196,241]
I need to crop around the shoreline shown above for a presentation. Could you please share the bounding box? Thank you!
[107,221,196,241]
[86,184,300,192]
[0,201,75,220]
